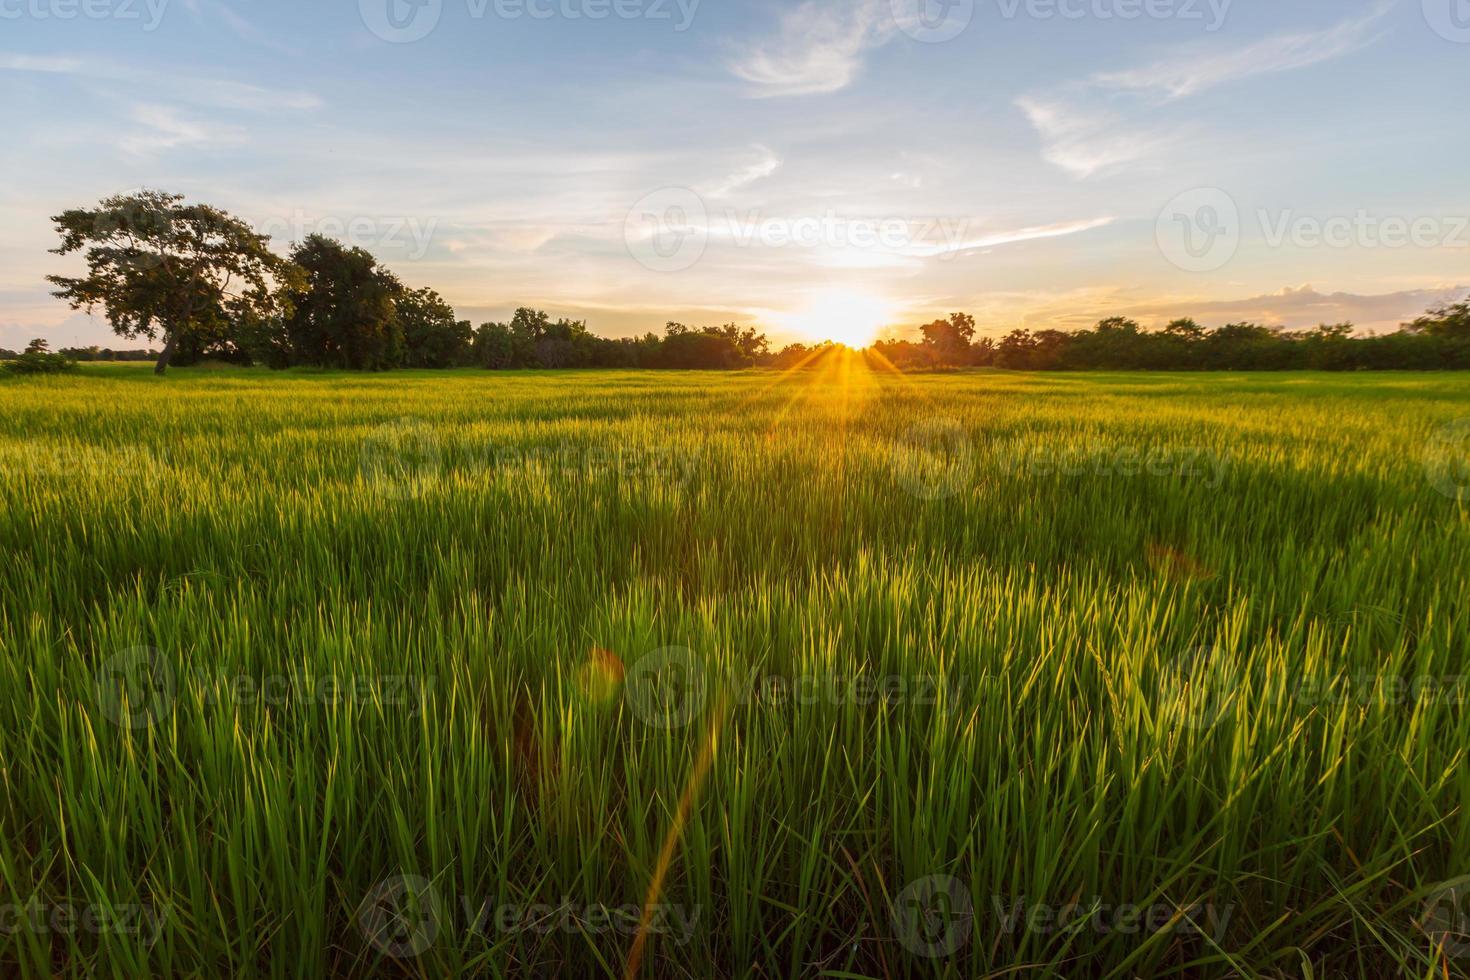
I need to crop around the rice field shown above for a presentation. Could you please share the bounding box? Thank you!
[2,358,1470,978]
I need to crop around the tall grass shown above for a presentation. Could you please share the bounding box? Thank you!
[1,358,1468,977]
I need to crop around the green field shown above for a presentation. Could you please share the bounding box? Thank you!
[3,361,1470,978]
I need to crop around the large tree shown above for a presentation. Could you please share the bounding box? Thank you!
[48,190,292,374]
[283,234,403,370]
[398,287,472,368]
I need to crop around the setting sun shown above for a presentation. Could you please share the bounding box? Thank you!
[779,289,895,348]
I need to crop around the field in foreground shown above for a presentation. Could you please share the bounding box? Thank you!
[2,360,1470,978]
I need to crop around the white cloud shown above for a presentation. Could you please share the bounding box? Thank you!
[0,51,321,113]
[729,0,896,97]
[1095,4,1391,101]
[1017,3,1392,178]
[699,146,783,198]
[907,216,1117,258]
[120,104,247,155]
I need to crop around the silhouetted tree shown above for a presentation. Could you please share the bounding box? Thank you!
[47,190,295,375]
[283,235,402,370]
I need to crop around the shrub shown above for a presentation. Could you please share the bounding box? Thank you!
[3,339,77,375]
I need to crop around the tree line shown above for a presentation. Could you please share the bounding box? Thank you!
[873,305,1470,371]
[31,189,1470,375]
[42,191,776,374]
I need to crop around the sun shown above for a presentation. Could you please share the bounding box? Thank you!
[781,289,894,348]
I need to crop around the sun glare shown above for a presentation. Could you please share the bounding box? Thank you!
[782,290,894,348]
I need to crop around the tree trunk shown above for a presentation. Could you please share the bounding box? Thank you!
[154,333,179,375]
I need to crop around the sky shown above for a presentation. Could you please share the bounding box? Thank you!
[2,0,1469,349]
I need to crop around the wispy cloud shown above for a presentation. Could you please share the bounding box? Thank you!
[907,216,1116,258]
[119,104,246,155]
[181,0,305,56]
[1095,4,1391,100]
[729,0,895,97]
[699,145,782,198]
[1017,3,1393,178]
[0,51,321,113]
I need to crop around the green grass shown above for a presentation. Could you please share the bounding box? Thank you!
[2,360,1469,978]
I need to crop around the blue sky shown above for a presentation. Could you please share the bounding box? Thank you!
[3,0,1468,348]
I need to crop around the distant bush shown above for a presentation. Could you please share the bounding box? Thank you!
[3,339,77,375]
